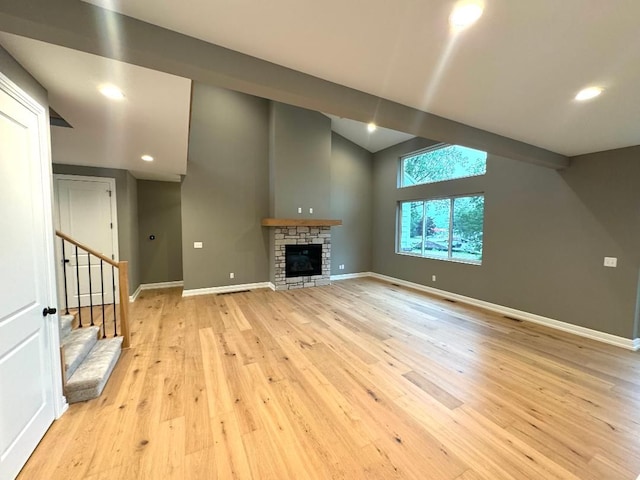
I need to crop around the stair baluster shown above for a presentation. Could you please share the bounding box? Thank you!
[100,260,106,339]
[61,238,70,315]
[75,245,83,328]
[111,264,118,337]
[87,253,95,326]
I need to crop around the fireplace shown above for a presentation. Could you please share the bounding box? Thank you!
[285,244,322,278]
[262,219,341,290]
[271,226,332,290]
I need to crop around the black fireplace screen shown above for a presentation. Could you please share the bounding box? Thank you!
[285,244,322,278]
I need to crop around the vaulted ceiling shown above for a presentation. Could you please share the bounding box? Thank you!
[82,0,640,157]
[1,0,639,180]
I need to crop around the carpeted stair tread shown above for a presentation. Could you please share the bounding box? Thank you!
[59,314,74,341]
[65,337,123,404]
[62,326,100,380]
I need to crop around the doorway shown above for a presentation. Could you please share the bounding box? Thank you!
[53,175,119,310]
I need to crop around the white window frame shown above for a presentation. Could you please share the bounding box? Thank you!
[396,194,485,265]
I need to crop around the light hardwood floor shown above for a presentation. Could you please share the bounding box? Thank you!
[19,278,640,479]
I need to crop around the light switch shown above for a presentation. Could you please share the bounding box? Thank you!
[604,257,617,267]
[194,242,203,249]
[297,207,302,214]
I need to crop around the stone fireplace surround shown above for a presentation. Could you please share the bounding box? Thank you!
[261,218,342,290]
[273,226,331,290]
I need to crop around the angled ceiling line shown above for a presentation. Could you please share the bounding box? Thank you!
[0,0,569,169]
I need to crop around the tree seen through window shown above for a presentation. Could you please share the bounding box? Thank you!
[399,195,484,263]
[401,144,487,187]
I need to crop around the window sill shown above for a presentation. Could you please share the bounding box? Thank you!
[395,251,482,266]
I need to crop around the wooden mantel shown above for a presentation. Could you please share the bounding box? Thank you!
[261,218,342,227]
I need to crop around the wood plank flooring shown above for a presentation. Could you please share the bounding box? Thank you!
[19,278,640,479]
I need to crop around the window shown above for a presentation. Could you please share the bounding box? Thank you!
[400,144,487,187]
[398,195,484,263]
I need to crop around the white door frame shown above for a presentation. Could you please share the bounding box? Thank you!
[0,73,66,419]
[53,174,120,308]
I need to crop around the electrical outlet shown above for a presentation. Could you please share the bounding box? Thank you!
[339,264,345,270]
[432,275,436,282]
[194,242,203,249]
[297,207,302,214]
[604,257,617,268]
[230,272,235,279]
[309,207,314,214]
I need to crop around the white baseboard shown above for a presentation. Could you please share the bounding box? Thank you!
[129,285,142,303]
[330,272,373,281]
[130,280,184,302]
[182,282,272,297]
[364,272,639,351]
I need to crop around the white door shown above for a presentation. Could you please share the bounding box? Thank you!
[0,79,58,478]
[54,177,118,309]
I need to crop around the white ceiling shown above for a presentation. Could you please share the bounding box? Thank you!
[325,114,415,153]
[83,0,640,157]
[0,32,191,181]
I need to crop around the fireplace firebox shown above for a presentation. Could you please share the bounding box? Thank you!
[285,244,322,278]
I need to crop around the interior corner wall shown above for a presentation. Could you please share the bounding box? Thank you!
[182,83,270,290]
[124,172,140,293]
[372,142,640,339]
[137,180,183,284]
[51,164,141,295]
[330,132,373,274]
[0,45,48,108]
[269,102,331,218]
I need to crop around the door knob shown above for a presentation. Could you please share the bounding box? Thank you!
[42,307,57,316]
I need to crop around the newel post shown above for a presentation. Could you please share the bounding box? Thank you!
[118,261,131,348]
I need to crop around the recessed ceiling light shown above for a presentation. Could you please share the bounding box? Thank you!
[99,84,125,100]
[141,154,154,162]
[450,1,484,29]
[367,122,377,133]
[575,86,604,101]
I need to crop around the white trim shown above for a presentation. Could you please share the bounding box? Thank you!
[130,281,184,302]
[0,72,67,417]
[333,272,639,351]
[182,282,273,297]
[268,283,276,291]
[129,285,142,303]
[52,174,119,261]
[330,272,373,281]
[52,174,120,310]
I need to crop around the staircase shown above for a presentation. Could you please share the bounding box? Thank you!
[55,229,131,405]
[59,313,123,403]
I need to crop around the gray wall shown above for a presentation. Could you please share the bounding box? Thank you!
[182,83,270,290]
[565,147,640,340]
[373,141,640,339]
[0,44,47,108]
[137,180,183,284]
[330,133,373,275]
[51,164,141,294]
[269,102,332,218]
